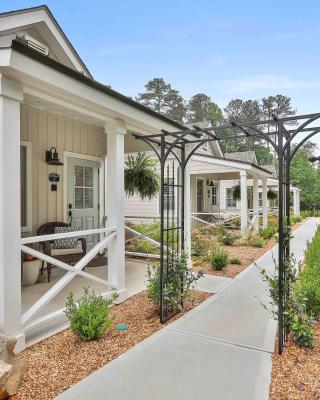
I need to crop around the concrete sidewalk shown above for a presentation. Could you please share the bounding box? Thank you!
[57,218,319,400]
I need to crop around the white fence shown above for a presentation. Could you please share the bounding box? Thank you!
[21,226,117,331]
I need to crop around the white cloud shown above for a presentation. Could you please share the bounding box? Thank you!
[221,74,320,93]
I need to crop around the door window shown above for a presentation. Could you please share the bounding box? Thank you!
[211,185,217,206]
[226,188,237,208]
[74,165,94,209]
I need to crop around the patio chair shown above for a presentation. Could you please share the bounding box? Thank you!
[37,222,87,282]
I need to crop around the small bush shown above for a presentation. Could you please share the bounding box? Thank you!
[229,255,241,265]
[250,235,265,248]
[127,238,158,254]
[234,217,241,227]
[210,246,228,270]
[147,252,204,312]
[218,232,236,246]
[65,288,115,341]
[191,233,210,256]
[259,225,277,240]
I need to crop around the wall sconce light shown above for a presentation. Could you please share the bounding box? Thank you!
[45,147,64,166]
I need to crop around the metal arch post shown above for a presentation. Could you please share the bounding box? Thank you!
[159,133,165,323]
[278,120,285,355]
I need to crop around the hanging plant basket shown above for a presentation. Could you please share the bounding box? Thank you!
[267,188,278,201]
[125,153,160,200]
[232,183,252,201]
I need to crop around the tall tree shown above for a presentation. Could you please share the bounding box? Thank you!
[136,78,186,123]
[261,95,296,121]
[291,142,320,210]
[187,93,223,123]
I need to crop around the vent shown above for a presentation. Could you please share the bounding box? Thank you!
[17,33,49,56]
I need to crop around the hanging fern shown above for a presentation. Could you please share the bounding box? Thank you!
[125,153,160,200]
[232,183,253,201]
[232,184,241,201]
[267,188,278,201]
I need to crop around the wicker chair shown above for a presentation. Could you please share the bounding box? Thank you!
[37,222,87,282]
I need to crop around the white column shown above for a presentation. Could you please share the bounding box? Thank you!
[0,75,24,350]
[293,189,300,215]
[240,170,248,234]
[262,178,268,228]
[105,120,127,302]
[184,159,192,267]
[252,175,259,233]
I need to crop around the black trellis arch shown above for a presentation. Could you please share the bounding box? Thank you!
[134,112,320,353]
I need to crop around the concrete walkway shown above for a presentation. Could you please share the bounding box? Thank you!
[57,218,319,400]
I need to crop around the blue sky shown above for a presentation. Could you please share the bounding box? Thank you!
[1,1,320,117]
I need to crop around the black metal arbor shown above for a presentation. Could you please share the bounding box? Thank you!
[134,112,320,354]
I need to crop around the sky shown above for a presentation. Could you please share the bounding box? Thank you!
[1,1,320,128]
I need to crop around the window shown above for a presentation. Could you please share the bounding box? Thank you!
[20,142,32,232]
[211,185,217,206]
[259,192,263,207]
[74,165,94,209]
[197,179,204,212]
[161,178,175,210]
[226,188,237,208]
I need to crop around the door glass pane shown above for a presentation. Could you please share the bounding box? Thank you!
[84,167,93,187]
[75,165,83,186]
[84,188,93,208]
[75,188,84,209]
[197,180,204,212]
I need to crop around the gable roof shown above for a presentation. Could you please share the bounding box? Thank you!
[260,164,277,178]
[224,151,257,164]
[0,5,92,77]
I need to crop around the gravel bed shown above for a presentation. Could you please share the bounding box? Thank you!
[270,322,320,400]
[12,290,210,400]
[193,238,276,278]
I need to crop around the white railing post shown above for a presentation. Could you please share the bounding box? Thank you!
[240,170,248,234]
[262,178,268,227]
[253,175,259,233]
[0,76,24,350]
[105,120,127,302]
[184,147,192,267]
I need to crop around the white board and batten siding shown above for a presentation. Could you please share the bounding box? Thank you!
[20,104,107,234]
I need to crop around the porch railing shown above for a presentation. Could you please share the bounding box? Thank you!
[21,226,117,329]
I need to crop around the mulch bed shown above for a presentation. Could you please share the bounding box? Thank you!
[193,238,276,278]
[12,290,210,400]
[270,322,320,400]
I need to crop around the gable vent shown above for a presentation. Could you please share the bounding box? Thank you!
[18,33,49,56]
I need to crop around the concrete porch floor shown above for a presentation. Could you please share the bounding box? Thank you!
[22,258,149,322]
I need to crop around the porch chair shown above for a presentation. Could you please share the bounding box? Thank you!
[37,222,87,282]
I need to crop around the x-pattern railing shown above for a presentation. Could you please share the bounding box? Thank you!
[21,226,117,326]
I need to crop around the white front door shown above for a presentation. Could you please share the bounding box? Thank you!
[67,157,100,250]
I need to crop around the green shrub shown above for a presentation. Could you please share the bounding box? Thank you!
[218,232,236,246]
[147,252,204,312]
[296,226,320,319]
[191,233,210,256]
[285,296,314,347]
[65,288,115,341]
[259,225,277,240]
[127,238,158,255]
[250,235,265,248]
[210,246,228,270]
[233,217,241,227]
[229,255,241,265]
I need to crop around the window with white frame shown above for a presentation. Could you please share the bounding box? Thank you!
[210,184,217,206]
[259,192,263,207]
[20,142,32,232]
[226,188,237,208]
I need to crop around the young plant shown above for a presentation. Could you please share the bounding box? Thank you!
[229,255,241,265]
[65,287,116,341]
[147,252,204,312]
[218,231,236,246]
[250,235,265,248]
[259,225,277,240]
[210,246,228,270]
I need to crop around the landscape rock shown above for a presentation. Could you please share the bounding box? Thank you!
[0,334,26,399]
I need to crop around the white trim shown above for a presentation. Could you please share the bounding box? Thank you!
[20,141,32,233]
[63,151,105,229]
